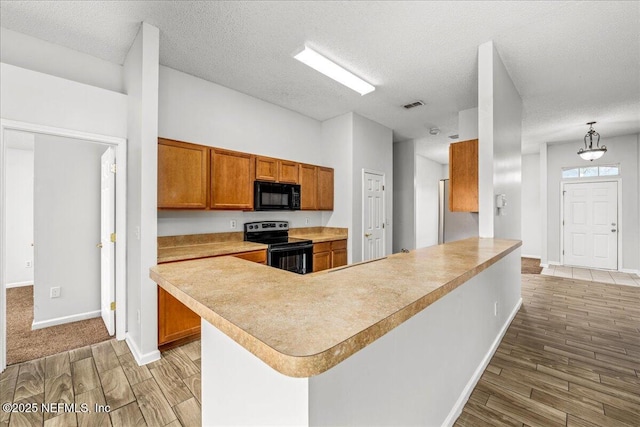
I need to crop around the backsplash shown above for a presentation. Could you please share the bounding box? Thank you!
[157,210,325,237]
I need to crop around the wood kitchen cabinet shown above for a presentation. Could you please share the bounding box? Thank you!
[158,138,209,209]
[313,239,347,272]
[255,156,300,184]
[449,139,478,212]
[211,148,254,210]
[158,249,266,350]
[317,167,335,210]
[299,164,318,210]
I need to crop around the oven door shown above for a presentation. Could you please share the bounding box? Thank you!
[268,243,313,274]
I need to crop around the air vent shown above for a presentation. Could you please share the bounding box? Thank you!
[403,101,425,109]
[448,134,459,140]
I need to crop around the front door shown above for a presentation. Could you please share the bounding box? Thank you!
[563,181,618,269]
[363,171,385,261]
[100,147,116,335]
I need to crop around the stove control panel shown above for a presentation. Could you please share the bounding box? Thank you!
[244,221,289,232]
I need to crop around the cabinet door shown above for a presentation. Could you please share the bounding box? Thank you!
[299,164,318,210]
[317,167,334,210]
[449,139,478,212]
[211,149,254,209]
[234,249,267,264]
[158,139,209,209]
[313,251,331,272]
[331,239,348,268]
[255,156,278,182]
[279,160,300,184]
[158,287,201,347]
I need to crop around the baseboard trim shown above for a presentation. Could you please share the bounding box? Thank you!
[521,254,541,260]
[620,268,640,275]
[6,281,32,289]
[443,297,523,427]
[31,310,100,330]
[125,332,161,366]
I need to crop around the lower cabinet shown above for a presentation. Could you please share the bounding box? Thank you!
[313,239,348,272]
[157,249,266,350]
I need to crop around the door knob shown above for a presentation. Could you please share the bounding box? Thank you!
[96,243,103,248]
[365,233,372,238]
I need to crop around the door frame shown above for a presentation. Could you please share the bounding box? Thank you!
[560,178,622,271]
[0,119,127,372]
[361,169,386,261]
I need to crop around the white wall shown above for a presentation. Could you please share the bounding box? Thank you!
[416,154,445,249]
[5,132,34,286]
[352,113,394,263]
[33,134,106,327]
[546,134,639,271]
[321,113,354,261]
[458,107,478,141]
[478,41,522,240]
[124,23,160,364]
[0,63,127,138]
[393,140,416,252]
[156,66,329,236]
[521,154,541,258]
[0,27,124,93]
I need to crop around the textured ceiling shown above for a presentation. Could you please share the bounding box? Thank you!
[1,1,638,163]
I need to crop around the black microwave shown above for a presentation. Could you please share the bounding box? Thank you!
[254,181,301,211]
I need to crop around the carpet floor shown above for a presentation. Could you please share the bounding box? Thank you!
[7,285,111,366]
[521,257,542,274]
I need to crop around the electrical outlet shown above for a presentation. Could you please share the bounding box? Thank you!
[305,217,310,225]
[26,260,32,268]
[230,220,237,229]
[50,287,61,298]
[494,301,498,317]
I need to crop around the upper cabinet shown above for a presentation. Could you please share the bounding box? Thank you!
[157,138,333,211]
[317,167,335,210]
[211,148,254,210]
[255,156,300,184]
[299,164,318,210]
[255,156,278,182]
[158,138,209,209]
[449,139,478,212]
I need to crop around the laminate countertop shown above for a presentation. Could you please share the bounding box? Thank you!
[150,237,521,377]
[157,227,348,263]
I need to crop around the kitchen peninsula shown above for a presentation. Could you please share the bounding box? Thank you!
[150,237,522,426]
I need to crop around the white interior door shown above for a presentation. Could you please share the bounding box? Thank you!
[363,171,385,261]
[101,147,116,335]
[563,181,618,269]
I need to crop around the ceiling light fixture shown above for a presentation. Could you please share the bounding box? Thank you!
[294,46,375,96]
[578,121,607,161]
[429,127,441,135]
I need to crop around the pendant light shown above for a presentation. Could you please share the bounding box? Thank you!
[578,122,607,161]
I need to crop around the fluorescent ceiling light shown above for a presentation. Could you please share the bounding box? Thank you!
[294,46,375,96]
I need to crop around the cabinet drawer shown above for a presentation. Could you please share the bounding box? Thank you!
[233,250,266,264]
[331,239,347,250]
[313,242,331,254]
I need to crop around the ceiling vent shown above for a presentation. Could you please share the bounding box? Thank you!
[448,134,459,139]
[403,101,425,109]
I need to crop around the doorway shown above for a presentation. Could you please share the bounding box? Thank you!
[0,119,127,371]
[362,170,385,262]
[562,180,619,270]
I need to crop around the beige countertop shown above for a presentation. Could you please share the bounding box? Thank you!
[157,227,348,263]
[157,241,268,264]
[150,237,521,377]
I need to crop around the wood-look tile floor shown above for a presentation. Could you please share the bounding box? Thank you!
[0,339,201,427]
[455,274,640,427]
[2,274,639,427]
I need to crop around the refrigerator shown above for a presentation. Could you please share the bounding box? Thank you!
[438,179,479,244]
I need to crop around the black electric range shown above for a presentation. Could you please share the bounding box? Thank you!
[244,221,313,274]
